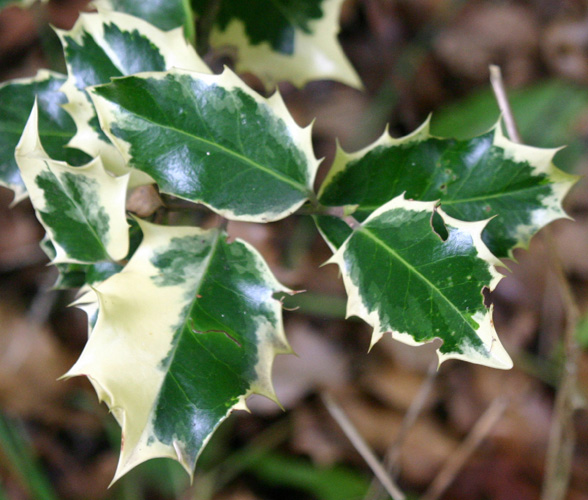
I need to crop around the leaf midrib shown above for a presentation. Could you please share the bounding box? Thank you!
[109,95,310,195]
[159,230,226,373]
[45,161,111,261]
[358,225,478,331]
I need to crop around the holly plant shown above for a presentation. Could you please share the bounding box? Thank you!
[0,0,577,483]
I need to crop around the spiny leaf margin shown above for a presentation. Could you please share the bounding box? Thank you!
[56,8,209,182]
[0,70,85,204]
[15,102,129,264]
[204,0,361,89]
[89,67,320,222]
[319,118,578,258]
[65,219,292,481]
[91,0,196,41]
[326,194,512,369]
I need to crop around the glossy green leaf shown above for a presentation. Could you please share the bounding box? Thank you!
[431,79,588,172]
[313,214,352,251]
[15,103,129,264]
[319,119,577,258]
[192,0,360,88]
[41,217,143,289]
[65,219,291,481]
[0,70,89,203]
[92,0,195,41]
[90,68,320,222]
[327,194,512,369]
[41,236,123,289]
[57,9,209,182]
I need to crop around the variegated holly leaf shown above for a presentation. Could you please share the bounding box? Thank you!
[41,236,123,289]
[91,0,195,41]
[313,214,352,252]
[41,216,142,289]
[65,219,291,481]
[327,194,512,368]
[0,70,90,203]
[319,120,578,258]
[90,68,320,222]
[192,0,360,89]
[16,103,129,264]
[57,9,210,182]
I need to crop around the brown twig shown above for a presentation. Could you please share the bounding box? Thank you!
[421,395,509,500]
[321,392,406,500]
[489,64,581,500]
[489,65,521,144]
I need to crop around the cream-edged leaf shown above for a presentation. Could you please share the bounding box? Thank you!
[57,9,210,183]
[41,236,124,289]
[193,0,360,88]
[16,103,129,264]
[65,219,291,481]
[91,0,196,41]
[327,194,512,369]
[0,70,90,203]
[90,67,320,222]
[319,120,578,258]
[313,214,353,252]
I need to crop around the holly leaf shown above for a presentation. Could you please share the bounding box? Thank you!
[327,194,512,369]
[15,103,129,264]
[91,0,196,41]
[313,214,352,252]
[192,0,360,89]
[319,120,578,258]
[41,237,123,289]
[0,70,90,203]
[90,68,320,222]
[65,219,291,481]
[57,8,210,182]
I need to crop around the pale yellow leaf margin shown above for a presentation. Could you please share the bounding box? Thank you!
[15,102,129,263]
[89,67,321,223]
[64,220,292,482]
[210,0,362,89]
[56,8,211,184]
[0,70,64,204]
[327,194,513,370]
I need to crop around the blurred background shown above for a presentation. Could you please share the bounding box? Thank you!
[1,0,588,498]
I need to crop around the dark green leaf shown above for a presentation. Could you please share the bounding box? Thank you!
[16,104,130,264]
[57,9,209,179]
[328,195,511,368]
[319,121,577,258]
[192,0,360,88]
[90,68,319,222]
[313,214,353,251]
[93,0,195,40]
[0,70,89,202]
[65,220,291,480]
[206,0,323,54]
[432,79,588,173]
